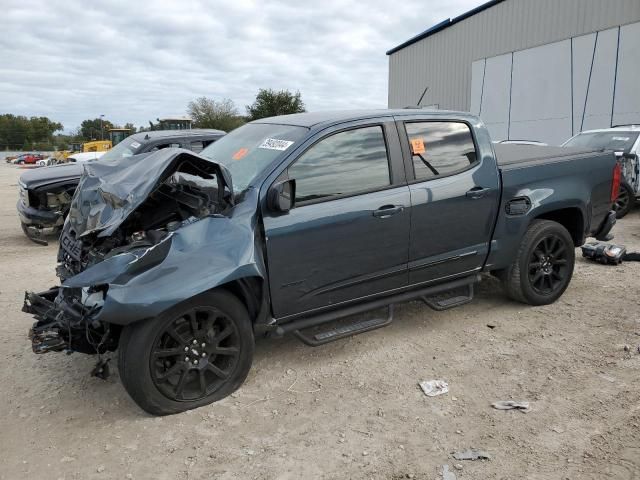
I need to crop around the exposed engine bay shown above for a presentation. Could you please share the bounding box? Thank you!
[23,149,235,364]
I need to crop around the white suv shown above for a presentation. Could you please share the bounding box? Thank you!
[563,126,640,218]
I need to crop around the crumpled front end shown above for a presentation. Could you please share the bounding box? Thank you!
[23,149,264,357]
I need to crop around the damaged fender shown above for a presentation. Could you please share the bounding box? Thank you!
[64,198,266,325]
[33,148,267,331]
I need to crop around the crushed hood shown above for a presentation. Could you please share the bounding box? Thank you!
[67,148,233,238]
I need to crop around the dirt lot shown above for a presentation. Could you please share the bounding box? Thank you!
[1,161,639,480]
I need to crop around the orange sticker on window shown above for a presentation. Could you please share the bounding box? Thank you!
[232,148,249,160]
[410,138,426,155]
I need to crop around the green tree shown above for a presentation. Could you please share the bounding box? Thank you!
[0,114,62,150]
[80,118,114,140]
[246,89,305,121]
[187,97,245,132]
[123,122,137,134]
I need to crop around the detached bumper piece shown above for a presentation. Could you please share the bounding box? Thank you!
[24,289,68,354]
[23,288,112,355]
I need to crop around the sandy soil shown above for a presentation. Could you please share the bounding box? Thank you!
[0,161,639,480]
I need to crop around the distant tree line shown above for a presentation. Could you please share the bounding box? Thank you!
[0,114,63,150]
[1,88,306,150]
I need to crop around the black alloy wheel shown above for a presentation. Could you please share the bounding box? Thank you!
[118,290,254,415]
[150,307,240,402]
[527,234,569,296]
[501,219,575,305]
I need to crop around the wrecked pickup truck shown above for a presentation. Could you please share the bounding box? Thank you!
[23,109,619,415]
[17,129,225,244]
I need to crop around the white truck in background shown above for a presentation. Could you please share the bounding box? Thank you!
[563,125,640,218]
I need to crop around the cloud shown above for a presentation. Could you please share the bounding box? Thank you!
[0,0,479,131]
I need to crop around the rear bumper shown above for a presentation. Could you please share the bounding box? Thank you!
[593,210,616,241]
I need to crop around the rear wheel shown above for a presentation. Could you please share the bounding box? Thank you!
[118,290,254,415]
[613,182,635,219]
[502,220,575,305]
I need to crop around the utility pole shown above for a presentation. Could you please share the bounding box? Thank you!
[100,114,105,140]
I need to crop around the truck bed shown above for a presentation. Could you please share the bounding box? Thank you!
[494,144,605,169]
[484,143,617,273]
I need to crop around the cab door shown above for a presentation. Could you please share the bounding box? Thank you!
[397,118,500,284]
[262,120,410,319]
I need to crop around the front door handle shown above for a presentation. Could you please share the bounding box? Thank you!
[465,187,490,199]
[372,204,404,218]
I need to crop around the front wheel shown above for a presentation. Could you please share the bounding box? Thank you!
[118,290,254,415]
[502,220,575,305]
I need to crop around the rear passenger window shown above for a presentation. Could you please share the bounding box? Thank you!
[288,126,391,203]
[405,122,477,181]
[148,143,180,152]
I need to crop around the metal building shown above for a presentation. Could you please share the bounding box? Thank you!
[387,0,640,145]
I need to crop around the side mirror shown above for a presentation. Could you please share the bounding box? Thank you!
[268,179,296,213]
[621,151,637,160]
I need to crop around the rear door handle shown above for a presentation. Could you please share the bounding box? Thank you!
[372,204,404,218]
[465,187,490,199]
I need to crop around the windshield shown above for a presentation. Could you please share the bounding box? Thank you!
[98,136,143,162]
[563,131,639,151]
[200,123,307,192]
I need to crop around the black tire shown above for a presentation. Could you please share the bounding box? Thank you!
[118,290,254,415]
[502,220,575,306]
[613,182,635,219]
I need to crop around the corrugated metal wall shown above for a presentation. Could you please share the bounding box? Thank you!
[388,0,640,110]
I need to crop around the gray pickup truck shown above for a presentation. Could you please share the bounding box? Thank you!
[23,110,618,415]
[17,129,225,244]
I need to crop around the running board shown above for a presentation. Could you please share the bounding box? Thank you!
[422,284,474,311]
[294,306,394,346]
[274,274,480,346]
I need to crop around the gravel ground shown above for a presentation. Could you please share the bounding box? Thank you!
[1,161,639,480]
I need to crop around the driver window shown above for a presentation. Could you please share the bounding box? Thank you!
[288,126,391,203]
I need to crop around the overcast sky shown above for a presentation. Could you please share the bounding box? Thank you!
[1,0,479,132]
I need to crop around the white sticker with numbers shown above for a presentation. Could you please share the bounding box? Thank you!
[258,138,294,151]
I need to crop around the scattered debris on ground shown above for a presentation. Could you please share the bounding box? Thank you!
[491,400,531,412]
[418,379,449,397]
[442,464,457,480]
[452,449,492,461]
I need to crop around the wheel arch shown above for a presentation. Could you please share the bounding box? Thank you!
[210,276,268,326]
[533,207,585,246]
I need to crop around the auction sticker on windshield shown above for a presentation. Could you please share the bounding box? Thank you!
[130,141,141,149]
[232,148,249,160]
[258,138,294,151]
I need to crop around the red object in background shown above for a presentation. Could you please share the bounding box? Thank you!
[611,162,621,203]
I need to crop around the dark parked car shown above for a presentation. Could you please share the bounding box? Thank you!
[24,110,618,415]
[17,129,225,244]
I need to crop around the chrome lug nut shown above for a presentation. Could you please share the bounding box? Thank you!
[194,359,199,365]
[201,352,207,357]
[185,356,190,362]
[184,346,189,352]
[192,339,198,345]
[201,343,206,348]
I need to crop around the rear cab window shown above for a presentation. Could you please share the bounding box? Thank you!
[404,121,478,181]
[288,125,391,204]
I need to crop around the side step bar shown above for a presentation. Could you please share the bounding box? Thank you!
[422,284,474,311]
[294,306,394,346]
[275,274,480,346]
